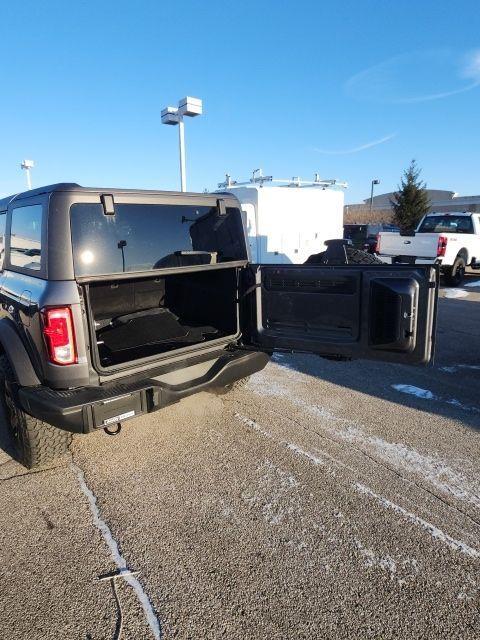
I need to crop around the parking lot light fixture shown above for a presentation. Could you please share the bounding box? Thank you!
[161,97,203,192]
[370,178,380,213]
[21,159,34,190]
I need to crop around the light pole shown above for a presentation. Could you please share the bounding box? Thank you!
[161,97,203,192]
[21,159,34,190]
[369,178,380,214]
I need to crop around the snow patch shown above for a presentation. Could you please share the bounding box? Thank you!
[234,412,331,470]
[336,426,480,509]
[238,386,480,509]
[241,460,299,526]
[354,538,397,576]
[443,288,468,298]
[234,412,272,439]
[392,384,480,413]
[71,463,161,639]
[353,538,419,585]
[392,384,435,399]
[284,443,324,466]
[457,575,479,600]
[464,279,480,288]
[355,482,480,559]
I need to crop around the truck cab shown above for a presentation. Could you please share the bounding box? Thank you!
[0,184,438,469]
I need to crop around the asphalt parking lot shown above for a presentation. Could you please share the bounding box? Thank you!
[1,275,479,640]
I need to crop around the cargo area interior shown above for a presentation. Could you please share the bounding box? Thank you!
[87,267,239,368]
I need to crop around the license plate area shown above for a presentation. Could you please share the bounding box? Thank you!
[92,393,143,428]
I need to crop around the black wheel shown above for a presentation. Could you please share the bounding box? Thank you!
[0,355,72,469]
[445,256,466,287]
[214,376,250,396]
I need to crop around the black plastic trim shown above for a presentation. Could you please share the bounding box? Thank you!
[0,319,40,386]
[17,349,269,433]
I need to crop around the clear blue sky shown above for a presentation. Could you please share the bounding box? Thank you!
[1,0,479,203]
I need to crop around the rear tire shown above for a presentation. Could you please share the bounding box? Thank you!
[0,355,72,469]
[445,256,466,287]
[345,247,384,265]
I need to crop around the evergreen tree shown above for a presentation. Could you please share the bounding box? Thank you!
[391,160,430,232]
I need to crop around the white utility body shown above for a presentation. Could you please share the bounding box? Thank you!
[217,171,346,264]
[378,211,480,286]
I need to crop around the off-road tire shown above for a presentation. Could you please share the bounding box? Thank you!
[215,376,250,396]
[305,247,384,265]
[445,256,466,287]
[0,355,72,469]
[344,247,384,265]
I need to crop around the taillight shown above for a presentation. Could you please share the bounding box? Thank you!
[374,233,381,254]
[42,307,77,365]
[437,235,448,257]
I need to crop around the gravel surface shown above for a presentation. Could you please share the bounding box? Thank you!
[1,278,479,639]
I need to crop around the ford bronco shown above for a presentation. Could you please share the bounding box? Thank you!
[0,184,438,468]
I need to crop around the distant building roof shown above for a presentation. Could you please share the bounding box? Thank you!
[345,188,480,223]
[363,189,456,207]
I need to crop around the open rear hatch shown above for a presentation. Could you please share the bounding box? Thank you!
[85,267,239,369]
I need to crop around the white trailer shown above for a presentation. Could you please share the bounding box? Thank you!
[217,171,347,264]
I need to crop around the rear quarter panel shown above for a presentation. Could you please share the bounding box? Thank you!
[0,271,92,388]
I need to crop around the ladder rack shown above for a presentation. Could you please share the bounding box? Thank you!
[217,168,348,190]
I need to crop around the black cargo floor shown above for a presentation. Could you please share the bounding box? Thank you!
[98,307,218,353]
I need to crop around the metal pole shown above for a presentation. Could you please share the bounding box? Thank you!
[369,180,374,214]
[26,169,32,190]
[178,117,186,192]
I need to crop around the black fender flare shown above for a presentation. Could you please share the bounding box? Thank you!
[0,319,40,387]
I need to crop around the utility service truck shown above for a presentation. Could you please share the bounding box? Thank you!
[217,170,346,264]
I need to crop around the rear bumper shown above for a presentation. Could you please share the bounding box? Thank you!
[18,349,270,434]
[380,255,439,266]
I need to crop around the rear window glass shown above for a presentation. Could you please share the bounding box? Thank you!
[10,204,43,271]
[418,215,473,234]
[70,203,247,276]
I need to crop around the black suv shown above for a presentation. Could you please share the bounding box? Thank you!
[0,184,438,468]
[344,223,399,254]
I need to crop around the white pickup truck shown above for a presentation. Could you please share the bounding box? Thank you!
[377,211,480,286]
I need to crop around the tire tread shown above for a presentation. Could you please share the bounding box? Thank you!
[0,355,72,469]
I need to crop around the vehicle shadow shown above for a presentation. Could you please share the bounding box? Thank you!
[0,408,17,460]
[0,408,24,476]
[271,294,480,432]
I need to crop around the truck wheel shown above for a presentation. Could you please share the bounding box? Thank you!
[215,376,250,395]
[445,256,466,287]
[0,355,72,469]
